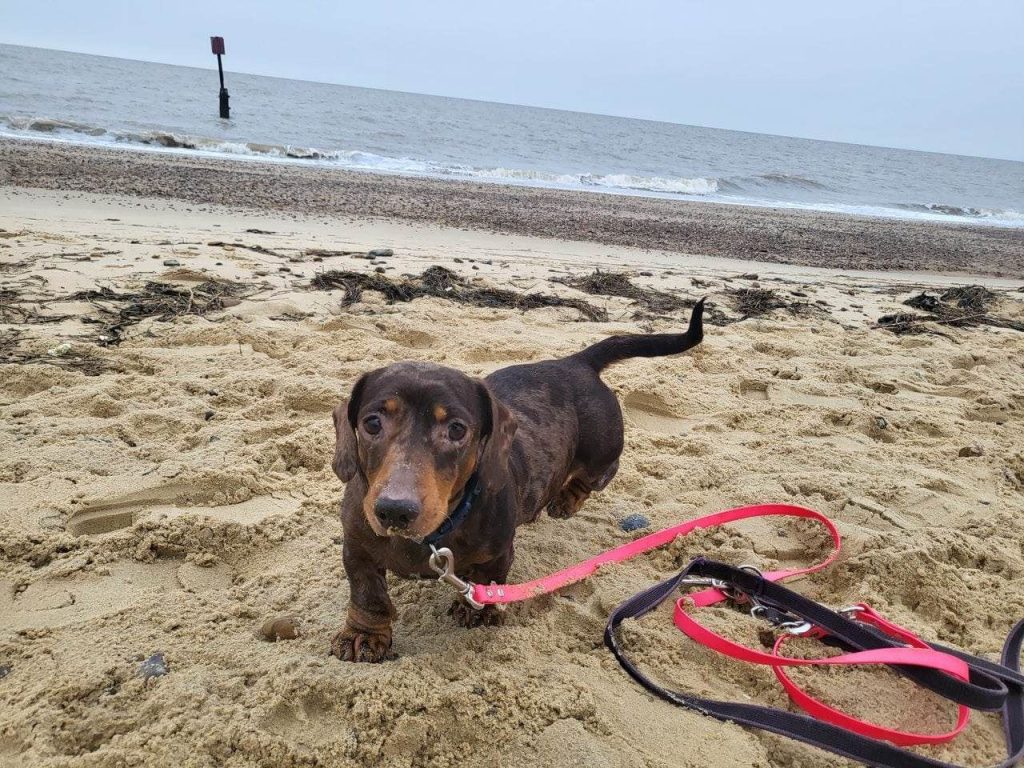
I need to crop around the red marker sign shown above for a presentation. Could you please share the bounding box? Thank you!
[210,36,225,56]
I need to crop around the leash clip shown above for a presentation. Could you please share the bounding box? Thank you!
[778,619,815,636]
[428,545,484,610]
[678,575,730,591]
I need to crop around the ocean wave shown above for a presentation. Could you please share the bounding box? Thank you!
[896,202,1024,223]
[460,167,719,195]
[721,172,830,193]
[579,173,719,195]
[3,115,107,137]
[2,113,1021,227]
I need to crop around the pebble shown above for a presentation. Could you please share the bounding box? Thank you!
[204,410,215,421]
[368,248,393,258]
[958,445,984,457]
[138,653,169,681]
[261,616,301,642]
[163,259,181,267]
[0,664,10,679]
[619,514,650,532]
[874,416,889,430]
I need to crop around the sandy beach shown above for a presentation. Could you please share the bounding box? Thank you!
[1,144,1024,768]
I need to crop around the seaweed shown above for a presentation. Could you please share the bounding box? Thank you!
[69,279,260,345]
[207,241,282,258]
[730,288,788,318]
[554,270,687,315]
[726,287,827,322]
[879,285,1024,335]
[0,286,72,324]
[311,266,608,321]
[0,330,113,376]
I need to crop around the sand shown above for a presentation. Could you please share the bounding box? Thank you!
[1,177,1024,768]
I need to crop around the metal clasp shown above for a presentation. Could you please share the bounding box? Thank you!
[428,545,485,610]
[678,575,730,590]
[777,619,815,636]
[679,564,764,608]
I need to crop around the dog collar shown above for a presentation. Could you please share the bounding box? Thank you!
[423,471,482,547]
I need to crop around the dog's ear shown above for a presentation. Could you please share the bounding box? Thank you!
[476,380,517,478]
[332,374,368,482]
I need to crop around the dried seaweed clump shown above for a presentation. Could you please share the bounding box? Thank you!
[879,285,1023,335]
[311,266,607,321]
[71,279,258,345]
[555,270,687,315]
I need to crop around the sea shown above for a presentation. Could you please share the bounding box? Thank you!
[2,43,1023,228]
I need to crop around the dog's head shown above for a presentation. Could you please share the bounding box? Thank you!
[332,362,516,539]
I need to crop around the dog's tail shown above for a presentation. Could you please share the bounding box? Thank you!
[573,298,705,372]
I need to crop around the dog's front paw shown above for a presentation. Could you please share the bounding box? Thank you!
[449,600,506,628]
[330,624,394,662]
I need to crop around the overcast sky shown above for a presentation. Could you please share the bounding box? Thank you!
[4,0,1023,161]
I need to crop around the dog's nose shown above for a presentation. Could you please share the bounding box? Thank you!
[374,497,420,530]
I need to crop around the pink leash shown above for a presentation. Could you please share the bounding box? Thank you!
[468,502,841,606]
[429,503,986,747]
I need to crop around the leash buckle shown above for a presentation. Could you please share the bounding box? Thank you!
[428,545,485,610]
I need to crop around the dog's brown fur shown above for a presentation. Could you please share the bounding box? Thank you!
[330,300,704,661]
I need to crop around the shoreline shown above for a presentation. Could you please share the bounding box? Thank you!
[2,137,1022,279]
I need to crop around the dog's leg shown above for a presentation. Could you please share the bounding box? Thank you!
[331,544,397,662]
[449,548,513,628]
[547,460,619,519]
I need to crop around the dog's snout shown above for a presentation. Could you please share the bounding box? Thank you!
[374,497,421,530]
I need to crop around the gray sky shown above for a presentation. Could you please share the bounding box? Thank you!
[5,0,1023,161]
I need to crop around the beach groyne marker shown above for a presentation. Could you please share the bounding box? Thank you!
[210,36,230,119]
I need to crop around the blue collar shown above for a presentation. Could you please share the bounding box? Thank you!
[423,472,482,547]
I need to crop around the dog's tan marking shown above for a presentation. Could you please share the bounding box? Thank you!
[383,398,399,414]
[433,405,447,422]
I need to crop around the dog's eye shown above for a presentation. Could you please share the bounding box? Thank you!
[446,421,467,442]
[363,415,382,435]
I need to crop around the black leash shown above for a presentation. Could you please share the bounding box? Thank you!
[605,558,1024,768]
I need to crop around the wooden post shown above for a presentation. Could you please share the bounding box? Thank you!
[210,36,230,119]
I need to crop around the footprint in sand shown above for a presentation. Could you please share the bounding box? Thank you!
[623,391,688,434]
[386,327,438,350]
[739,379,769,400]
[739,378,860,410]
[263,694,340,746]
[462,344,541,364]
[67,482,302,536]
[1,560,234,632]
